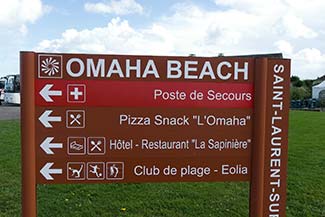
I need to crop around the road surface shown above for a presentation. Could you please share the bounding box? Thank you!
[0,104,20,120]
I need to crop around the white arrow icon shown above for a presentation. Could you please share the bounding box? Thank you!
[39,110,62,128]
[39,84,62,102]
[40,137,63,155]
[40,162,62,180]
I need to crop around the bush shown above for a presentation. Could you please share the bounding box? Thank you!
[290,86,309,100]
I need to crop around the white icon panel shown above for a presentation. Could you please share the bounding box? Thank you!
[106,162,124,180]
[67,84,86,103]
[66,110,85,128]
[87,137,106,155]
[67,137,86,155]
[38,54,63,79]
[87,162,105,180]
[67,162,85,180]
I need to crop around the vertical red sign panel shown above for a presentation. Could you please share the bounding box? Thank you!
[249,58,290,217]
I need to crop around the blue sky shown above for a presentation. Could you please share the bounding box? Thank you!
[1,0,325,79]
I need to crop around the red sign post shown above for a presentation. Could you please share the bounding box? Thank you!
[21,52,290,216]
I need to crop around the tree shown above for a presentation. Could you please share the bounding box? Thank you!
[290,76,300,83]
[290,86,309,100]
[291,76,303,87]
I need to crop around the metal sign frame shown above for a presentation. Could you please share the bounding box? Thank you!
[21,51,290,217]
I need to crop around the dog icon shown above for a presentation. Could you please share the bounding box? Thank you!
[67,163,85,180]
[69,164,83,178]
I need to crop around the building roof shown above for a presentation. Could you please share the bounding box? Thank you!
[314,81,325,88]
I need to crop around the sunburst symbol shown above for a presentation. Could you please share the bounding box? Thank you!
[41,57,60,76]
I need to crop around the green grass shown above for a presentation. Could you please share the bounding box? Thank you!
[286,111,325,217]
[0,111,324,216]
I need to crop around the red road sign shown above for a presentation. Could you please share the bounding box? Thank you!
[21,52,290,217]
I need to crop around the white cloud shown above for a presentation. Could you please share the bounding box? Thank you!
[274,40,294,56]
[214,0,319,39]
[279,14,317,39]
[214,0,287,15]
[19,24,28,35]
[36,18,171,54]
[36,1,325,79]
[293,48,325,79]
[0,0,51,77]
[0,0,48,27]
[85,0,143,15]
